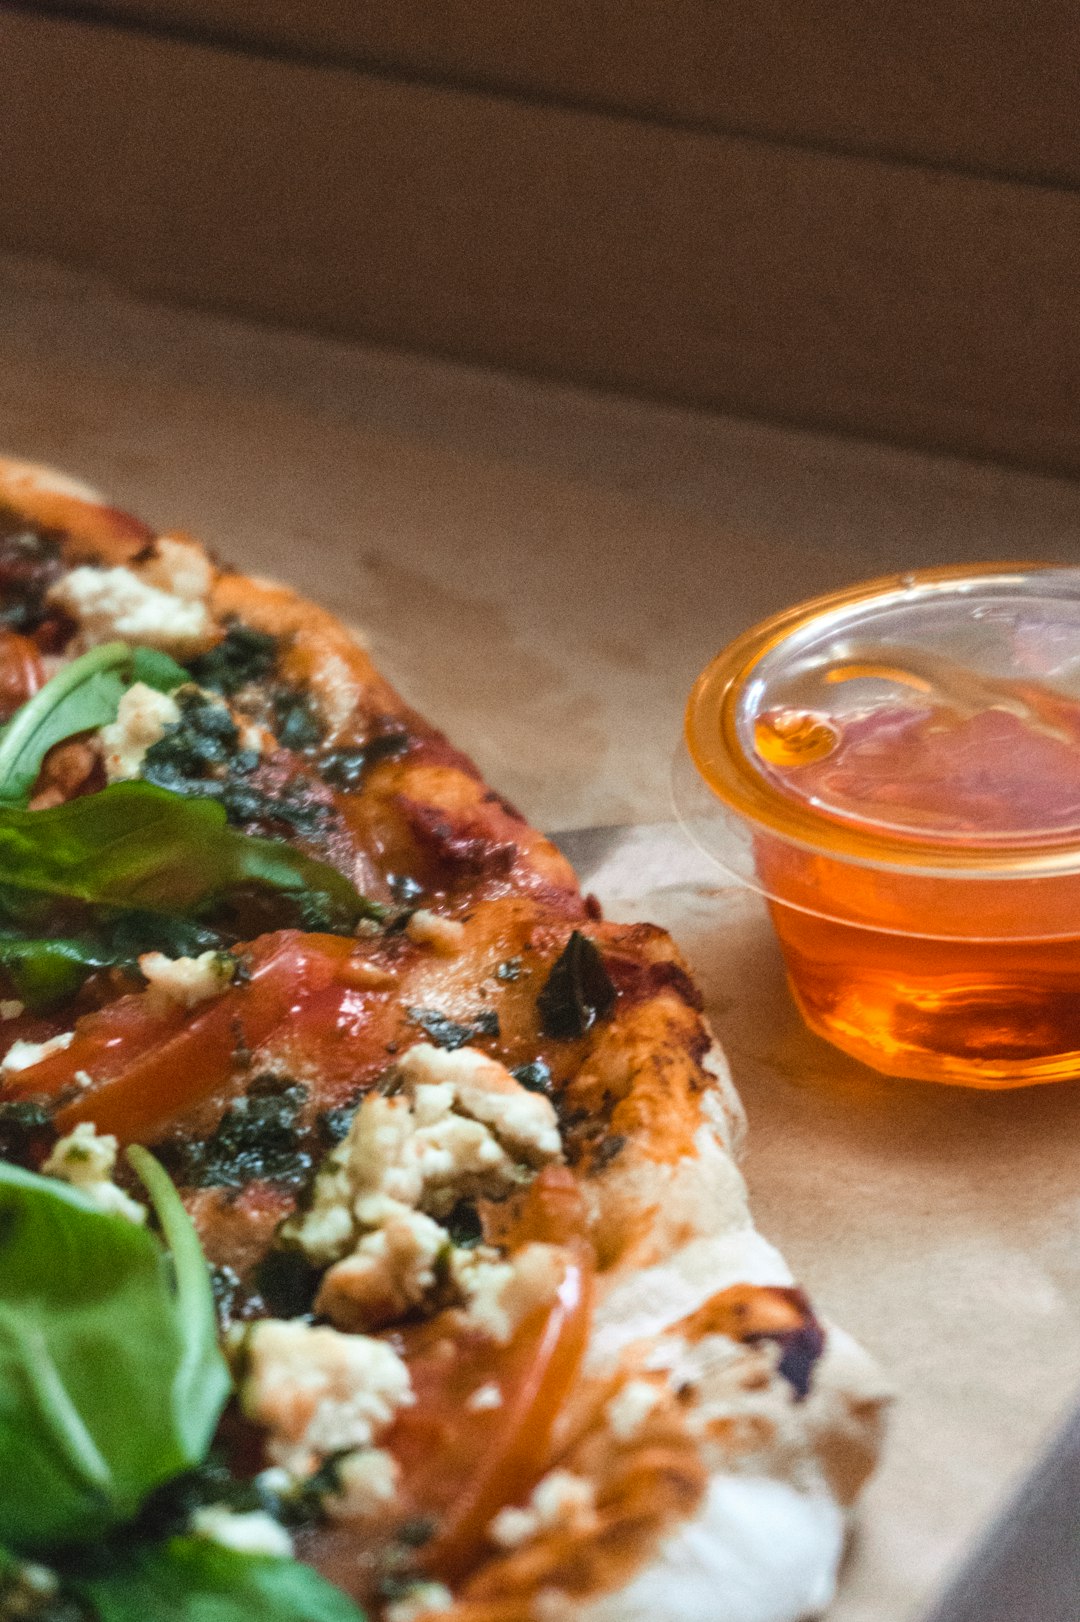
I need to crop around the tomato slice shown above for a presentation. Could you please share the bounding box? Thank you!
[388,1243,594,1583]
[0,631,44,720]
[1,931,360,1142]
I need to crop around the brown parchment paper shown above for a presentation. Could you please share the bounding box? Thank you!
[583,823,1080,1622]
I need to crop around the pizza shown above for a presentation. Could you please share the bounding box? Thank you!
[0,456,888,1622]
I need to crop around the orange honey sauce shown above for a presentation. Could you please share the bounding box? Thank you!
[677,564,1080,1087]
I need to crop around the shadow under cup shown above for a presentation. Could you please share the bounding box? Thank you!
[675,563,1080,1089]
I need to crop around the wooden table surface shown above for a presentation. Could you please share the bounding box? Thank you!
[5,249,1080,1620]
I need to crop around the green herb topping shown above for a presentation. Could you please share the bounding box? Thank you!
[536,931,616,1040]
[0,1157,367,1621]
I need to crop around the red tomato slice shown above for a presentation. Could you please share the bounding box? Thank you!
[1,931,360,1142]
[0,631,44,719]
[389,1243,594,1583]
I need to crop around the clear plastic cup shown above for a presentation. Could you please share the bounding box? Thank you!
[674,562,1080,1087]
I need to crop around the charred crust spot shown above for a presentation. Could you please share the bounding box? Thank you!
[602,955,704,1013]
[592,1132,628,1170]
[681,1284,826,1402]
[399,796,518,878]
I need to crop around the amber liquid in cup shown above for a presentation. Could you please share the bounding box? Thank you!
[753,693,1080,1086]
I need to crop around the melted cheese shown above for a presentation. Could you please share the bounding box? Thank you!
[576,1476,844,1622]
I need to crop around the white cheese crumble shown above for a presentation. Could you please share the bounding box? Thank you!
[240,1319,414,1478]
[285,1045,563,1335]
[605,1378,663,1442]
[384,1583,454,1622]
[42,1122,147,1224]
[48,557,214,657]
[139,534,215,602]
[404,909,466,956]
[323,1447,401,1519]
[465,1382,503,1412]
[488,1470,597,1550]
[397,1044,562,1167]
[190,1506,294,1559]
[452,1242,566,1344]
[138,949,235,1009]
[316,1205,448,1334]
[99,681,181,782]
[1,1030,74,1073]
[0,999,24,1020]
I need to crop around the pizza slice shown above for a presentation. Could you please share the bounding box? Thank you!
[0,456,888,1622]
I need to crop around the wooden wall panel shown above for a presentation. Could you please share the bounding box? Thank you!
[1,8,1078,474]
[24,0,1080,185]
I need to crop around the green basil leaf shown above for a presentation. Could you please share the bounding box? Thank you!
[0,782,375,924]
[126,1148,229,1464]
[536,930,617,1039]
[0,643,189,808]
[0,1161,230,1549]
[69,1538,367,1622]
[0,933,116,1009]
[0,911,230,1013]
[129,647,192,694]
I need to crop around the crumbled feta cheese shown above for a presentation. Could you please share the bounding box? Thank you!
[397,1044,563,1168]
[1,1030,73,1073]
[453,1243,565,1344]
[99,681,181,781]
[283,1045,564,1334]
[384,1583,454,1622]
[405,909,466,956]
[605,1378,663,1441]
[488,1471,597,1550]
[241,1319,414,1477]
[465,1382,503,1412]
[190,1506,293,1559]
[138,534,214,602]
[288,1047,561,1268]
[317,1205,448,1333]
[138,949,235,1009]
[42,1122,147,1224]
[48,562,214,656]
[0,1000,24,1020]
[323,1448,401,1519]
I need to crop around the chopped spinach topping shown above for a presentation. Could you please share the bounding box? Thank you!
[253,1248,322,1318]
[163,1076,311,1190]
[386,872,423,905]
[209,1265,242,1330]
[142,692,334,839]
[272,688,324,752]
[0,1099,53,1163]
[318,1104,358,1147]
[511,1059,553,1094]
[144,689,238,779]
[0,521,64,633]
[406,1006,500,1050]
[186,622,278,696]
[444,1199,483,1248]
[537,930,617,1040]
[318,730,409,790]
